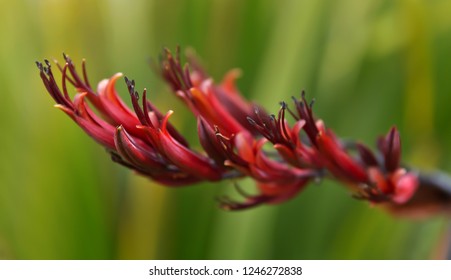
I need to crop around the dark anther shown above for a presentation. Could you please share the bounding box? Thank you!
[36,61,43,71]
[44,59,51,67]
[280,101,287,109]
[125,77,136,91]
[309,98,315,108]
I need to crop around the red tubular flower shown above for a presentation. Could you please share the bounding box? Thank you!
[36,55,220,186]
[37,48,426,212]
[160,48,262,139]
[214,130,316,210]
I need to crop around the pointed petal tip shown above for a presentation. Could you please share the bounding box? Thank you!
[160,110,175,133]
[384,125,401,172]
[54,104,72,114]
[112,72,124,79]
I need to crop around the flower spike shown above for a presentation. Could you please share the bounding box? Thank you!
[36,48,451,216]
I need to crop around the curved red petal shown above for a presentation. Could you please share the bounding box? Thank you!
[55,104,115,150]
[114,126,166,171]
[159,111,222,181]
[316,132,368,182]
[257,179,309,203]
[197,117,227,165]
[97,74,145,137]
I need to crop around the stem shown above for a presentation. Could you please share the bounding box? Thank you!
[416,169,451,197]
[388,168,451,217]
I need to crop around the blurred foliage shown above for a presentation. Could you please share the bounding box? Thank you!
[0,0,451,259]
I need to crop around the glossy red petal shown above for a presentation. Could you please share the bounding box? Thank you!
[55,104,116,150]
[291,119,306,146]
[159,111,222,181]
[316,132,368,182]
[274,144,299,167]
[234,132,255,163]
[255,148,314,182]
[197,117,227,165]
[148,172,202,187]
[191,84,246,135]
[368,167,391,194]
[216,69,256,130]
[257,179,309,203]
[114,126,166,171]
[97,74,144,137]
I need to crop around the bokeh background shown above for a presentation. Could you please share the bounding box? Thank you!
[1,0,451,259]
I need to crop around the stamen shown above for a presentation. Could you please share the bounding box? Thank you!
[309,98,315,108]
[141,88,152,126]
[233,181,252,198]
[280,101,287,109]
[125,76,149,127]
[61,63,71,101]
[82,59,92,89]
[35,61,43,71]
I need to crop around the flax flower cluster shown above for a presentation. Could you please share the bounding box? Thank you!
[36,49,419,211]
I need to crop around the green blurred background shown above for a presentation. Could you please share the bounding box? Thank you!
[1,0,451,259]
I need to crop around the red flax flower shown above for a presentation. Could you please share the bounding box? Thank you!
[36,48,451,215]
